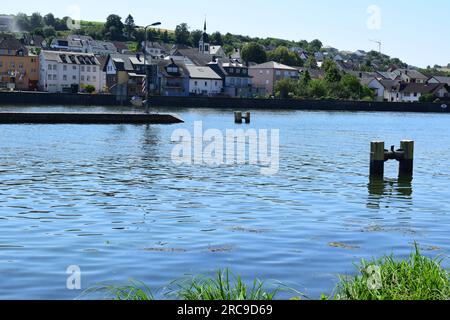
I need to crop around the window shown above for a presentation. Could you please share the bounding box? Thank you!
[87,76,91,81]
[63,65,67,71]
[93,67,96,72]
[63,75,67,81]
[259,70,263,74]
[53,65,57,70]
[93,76,96,81]
[48,74,51,80]
[72,75,76,80]
[291,71,297,77]
[205,81,207,87]
[230,68,234,73]
[284,71,289,77]
[81,75,85,81]
[276,71,281,76]
[81,66,85,72]
[266,70,270,75]
[48,65,52,70]
[87,66,91,72]
[194,81,198,86]
[265,80,270,85]
[53,75,57,80]
[19,64,24,69]
[73,66,76,70]
[10,62,15,68]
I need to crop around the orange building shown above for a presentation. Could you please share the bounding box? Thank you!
[0,35,39,90]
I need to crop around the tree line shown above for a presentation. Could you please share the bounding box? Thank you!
[273,60,375,101]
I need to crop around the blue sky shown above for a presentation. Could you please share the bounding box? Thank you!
[3,0,449,67]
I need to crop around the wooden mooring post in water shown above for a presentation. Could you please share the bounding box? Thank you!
[370,140,414,178]
[234,112,251,124]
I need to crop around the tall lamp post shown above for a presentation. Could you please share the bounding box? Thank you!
[143,22,161,114]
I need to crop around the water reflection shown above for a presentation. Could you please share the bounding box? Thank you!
[367,176,413,209]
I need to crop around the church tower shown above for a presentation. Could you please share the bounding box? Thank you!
[198,20,210,54]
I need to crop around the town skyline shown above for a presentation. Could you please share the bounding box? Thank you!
[2,0,449,68]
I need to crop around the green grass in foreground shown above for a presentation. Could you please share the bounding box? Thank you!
[331,243,449,300]
[167,269,283,300]
[91,244,449,300]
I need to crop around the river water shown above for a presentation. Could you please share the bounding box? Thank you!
[0,106,449,299]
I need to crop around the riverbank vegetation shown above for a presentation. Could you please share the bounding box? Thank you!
[91,244,449,301]
[331,244,449,300]
[274,60,375,101]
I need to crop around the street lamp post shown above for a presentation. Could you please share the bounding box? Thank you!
[143,22,161,114]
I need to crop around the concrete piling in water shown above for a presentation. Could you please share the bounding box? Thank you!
[244,112,251,124]
[399,140,414,176]
[370,141,385,177]
[234,112,243,124]
[234,112,251,124]
[370,140,414,178]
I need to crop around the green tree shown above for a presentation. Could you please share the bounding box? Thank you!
[43,26,56,38]
[104,14,124,40]
[340,74,362,99]
[32,28,44,37]
[44,13,55,27]
[307,39,322,53]
[162,30,170,43]
[297,70,311,97]
[304,56,318,69]
[308,79,327,98]
[189,30,203,47]
[175,23,190,45]
[30,12,44,30]
[241,42,267,64]
[54,17,69,31]
[124,14,135,40]
[323,60,341,83]
[268,46,302,66]
[210,31,223,45]
[274,78,298,99]
[14,13,30,31]
[419,93,435,103]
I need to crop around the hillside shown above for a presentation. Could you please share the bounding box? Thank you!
[3,12,448,73]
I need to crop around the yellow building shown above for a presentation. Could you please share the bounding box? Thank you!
[0,36,39,90]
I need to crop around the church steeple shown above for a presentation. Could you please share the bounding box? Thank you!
[199,19,210,54]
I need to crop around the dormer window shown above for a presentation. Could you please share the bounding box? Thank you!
[167,66,179,74]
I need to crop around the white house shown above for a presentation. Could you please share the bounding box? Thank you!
[142,42,166,58]
[185,65,223,96]
[399,83,449,102]
[366,78,385,101]
[39,50,102,93]
[428,76,450,86]
[391,69,428,84]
